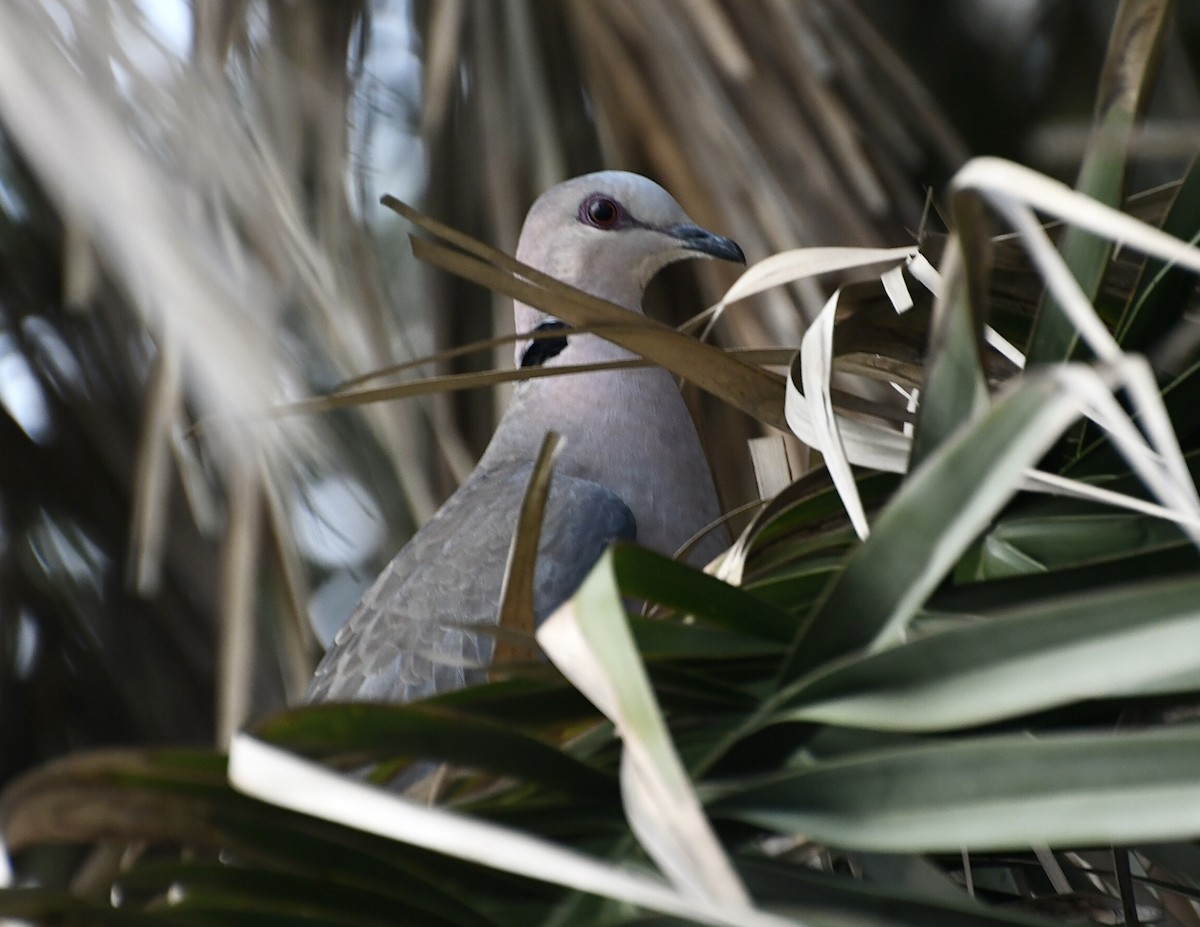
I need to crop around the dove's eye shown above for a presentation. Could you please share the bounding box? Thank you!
[580,195,622,229]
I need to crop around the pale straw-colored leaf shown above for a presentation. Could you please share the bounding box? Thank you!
[271,358,649,419]
[494,432,563,670]
[699,245,919,335]
[127,330,183,596]
[951,158,1200,282]
[537,550,750,906]
[228,734,803,927]
[392,199,789,430]
[748,436,807,500]
[983,327,1027,369]
[800,289,869,538]
[880,263,913,313]
[216,455,262,749]
[953,157,1200,525]
[763,158,1200,553]
[0,2,283,448]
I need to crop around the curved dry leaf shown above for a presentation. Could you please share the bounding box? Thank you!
[386,196,789,431]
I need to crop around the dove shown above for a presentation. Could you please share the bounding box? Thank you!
[307,171,744,703]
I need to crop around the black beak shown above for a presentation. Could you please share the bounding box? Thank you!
[668,224,746,264]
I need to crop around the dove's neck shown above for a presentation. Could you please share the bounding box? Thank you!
[478,308,724,563]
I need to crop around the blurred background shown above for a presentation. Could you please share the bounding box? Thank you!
[0,0,1197,790]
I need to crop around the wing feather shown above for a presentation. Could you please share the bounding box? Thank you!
[305,464,634,703]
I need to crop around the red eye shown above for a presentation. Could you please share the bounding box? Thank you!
[582,195,621,229]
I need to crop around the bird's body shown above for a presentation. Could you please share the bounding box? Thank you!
[307,172,744,704]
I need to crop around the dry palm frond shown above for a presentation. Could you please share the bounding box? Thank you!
[0,0,415,744]
[419,0,967,331]
[412,0,968,509]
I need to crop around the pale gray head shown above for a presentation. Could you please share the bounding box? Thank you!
[512,171,744,360]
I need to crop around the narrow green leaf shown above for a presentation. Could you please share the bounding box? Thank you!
[909,239,990,466]
[781,374,1080,682]
[970,509,1185,579]
[1026,111,1128,363]
[0,748,491,913]
[1027,0,1172,361]
[0,749,240,853]
[935,541,1200,614]
[778,574,1200,731]
[610,545,796,644]
[1116,155,1200,350]
[711,726,1200,852]
[727,471,897,607]
[628,617,784,662]
[117,860,494,927]
[429,675,597,726]
[735,857,1061,927]
[209,806,522,911]
[252,703,616,798]
[0,888,172,925]
[742,559,842,615]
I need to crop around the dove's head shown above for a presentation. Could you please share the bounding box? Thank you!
[512,171,744,350]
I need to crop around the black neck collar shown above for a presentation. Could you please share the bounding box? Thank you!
[519,320,571,368]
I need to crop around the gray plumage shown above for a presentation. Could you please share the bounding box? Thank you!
[307,466,634,702]
[307,171,745,704]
